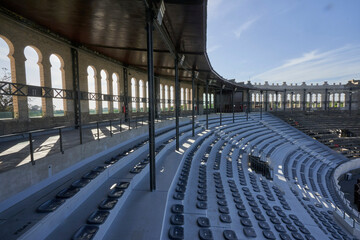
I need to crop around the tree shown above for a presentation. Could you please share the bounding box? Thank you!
[0,67,13,113]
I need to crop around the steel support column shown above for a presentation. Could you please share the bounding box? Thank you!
[123,68,129,121]
[192,71,195,137]
[206,79,209,129]
[291,92,293,114]
[175,58,180,150]
[146,9,156,191]
[71,48,83,144]
[220,85,222,125]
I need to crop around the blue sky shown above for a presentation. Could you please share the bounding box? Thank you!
[207,0,360,85]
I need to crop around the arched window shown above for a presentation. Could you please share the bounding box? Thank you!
[139,80,144,112]
[160,84,163,111]
[211,94,214,109]
[87,66,97,114]
[100,70,109,114]
[312,93,317,108]
[251,93,255,103]
[340,93,345,107]
[25,46,43,118]
[131,78,137,112]
[329,93,334,107]
[180,88,184,110]
[170,86,174,110]
[112,73,119,113]
[317,93,322,108]
[164,85,168,111]
[255,93,259,103]
[277,94,282,107]
[334,93,339,108]
[203,93,206,108]
[0,35,14,119]
[190,89,193,110]
[50,54,65,116]
[296,94,301,108]
[185,88,189,110]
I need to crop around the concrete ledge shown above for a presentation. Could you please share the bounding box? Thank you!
[0,118,190,212]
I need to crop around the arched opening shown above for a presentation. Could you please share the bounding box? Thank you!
[139,80,144,112]
[131,78,137,112]
[190,89,193,110]
[317,93,322,108]
[0,35,14,119]
[112,73,119,113]
[170,86,174,111]
[159,84,163,111]
[277,94,281,108]
[185,88,189,110]
[329,93,334,108]
[87,66,97,114]
[24,46,43,118]
[311,93,316,108]
[211,94,214,109]
[340,93,345,107]
[296,94,301,108]
[50,54,65,116]
[334,93,339,108]
[180,88,184,110]
[101,70,109,114]
[164,85,168,111]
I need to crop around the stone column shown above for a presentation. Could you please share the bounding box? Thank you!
[12,42,28,120]
[41,52,54,117]
[95,68,102,114]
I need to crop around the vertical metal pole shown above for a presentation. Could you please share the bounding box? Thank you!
[175,58,180,151]
[309,92,312,112]
[71,48,83,144]
[206,79,209,129]
[59,128,64,154]
[120,118,122,132]
[109,120,112,137]
[260,90,263,120]
[29,133,35,165]
[192,71,195,137]
[146,8,156,191]
[232,88,235,123]
[275,91,278,111]
[123,68,129,121]
[220,84,222,125]
[97,122,100,140]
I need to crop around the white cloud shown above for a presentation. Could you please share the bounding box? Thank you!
[253,45,360,84]
[233,17,259,39]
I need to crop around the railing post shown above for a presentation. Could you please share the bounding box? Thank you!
[59,128,64,154]
[97,122,100,141]
[29,133,35,165]
[109,120,112,137]
[120,118,122,132]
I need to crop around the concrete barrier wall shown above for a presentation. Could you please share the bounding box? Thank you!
[0,118,189,210]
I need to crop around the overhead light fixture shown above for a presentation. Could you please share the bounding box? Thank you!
[157,0,166,25]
